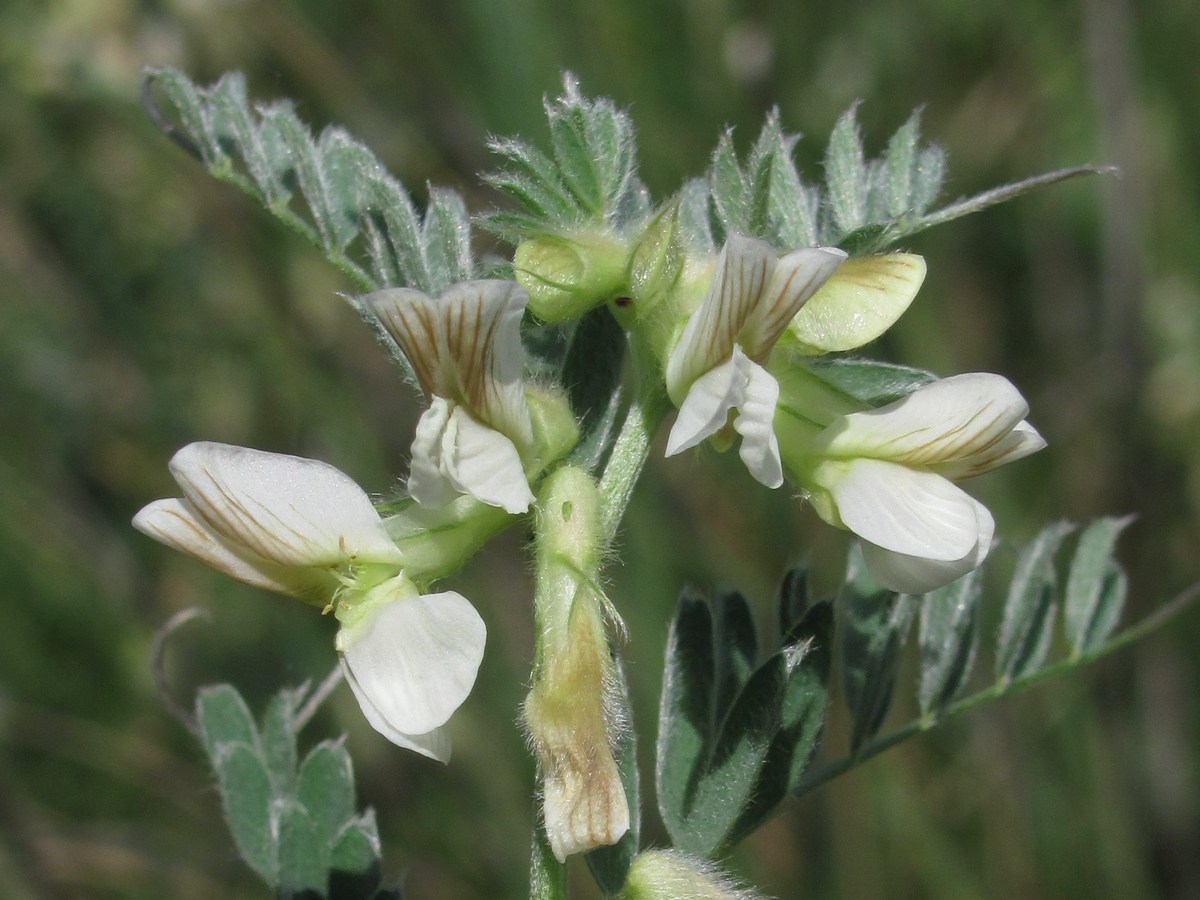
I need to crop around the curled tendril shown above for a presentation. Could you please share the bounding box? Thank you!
[140,74,204,161]
[152,607,345,737]
[151,607,211,738]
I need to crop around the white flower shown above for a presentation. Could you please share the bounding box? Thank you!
[338,582,486,763]
[664,234,847,488]
[133,442,486,762]
[364,281,537,515]
[801,374,1046,593]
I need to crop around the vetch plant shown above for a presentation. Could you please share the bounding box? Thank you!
[136,69,1195,898]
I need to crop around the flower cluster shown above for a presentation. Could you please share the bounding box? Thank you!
[137,220,1043,857]
[653,232,1042,593]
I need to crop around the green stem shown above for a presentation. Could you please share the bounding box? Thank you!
[530,815,569,900]
[596,386,670,547]
[210,167,379,292]
[792,579,1200,797]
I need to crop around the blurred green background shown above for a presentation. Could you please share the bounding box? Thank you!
[3,0,1199,897]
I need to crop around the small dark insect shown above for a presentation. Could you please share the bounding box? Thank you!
[613,296,633,308]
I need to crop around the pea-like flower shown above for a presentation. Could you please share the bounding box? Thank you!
[664,234,847,488]
[364,281,537,515]
[785,373,1046,593]
[133,441,485,762]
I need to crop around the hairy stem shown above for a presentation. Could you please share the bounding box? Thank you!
[596,386,670,547]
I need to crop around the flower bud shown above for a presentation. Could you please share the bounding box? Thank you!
[617,851,763,900]
[622,202,685,323]
[525,383,581,475]
[515,231,629,322]
[524,467,629,862]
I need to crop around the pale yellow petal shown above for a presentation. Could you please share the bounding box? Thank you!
[788,253,925,353]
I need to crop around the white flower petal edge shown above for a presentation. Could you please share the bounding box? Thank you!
[337,589,486,763]
[825,458,981,562]
[167,442,403,569]
[440,405,536,514]
[665,236,845,403]
[664,235,844,486]
[665,354,744,456]
[409,397,535,515]
[937,420,1047,480]
[859,496,995,594]
[788,253,926,354]
[540,721,631,862]
[665,234,774,401]
[342,663,453,762]
[742,246,849,358]
[815,373,1030,468]
[731,350,783,488]
[799,373,1043,593]
[407,396,464,509]
[133,498,309,596]
[665,345,782,487]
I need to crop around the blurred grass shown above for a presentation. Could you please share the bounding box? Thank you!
[2,0,1199,897]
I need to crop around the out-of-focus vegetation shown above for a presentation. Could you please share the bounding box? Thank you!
[2,0,1199,897]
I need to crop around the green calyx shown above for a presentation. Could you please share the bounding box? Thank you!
[622,202,685,319]
[329,568,419,628]
[771,357,866,506]
[536,465,603,574]
[381,496,514,585]
[525,384,581,475]
[515,230,630,322]
[616,850,754,900]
